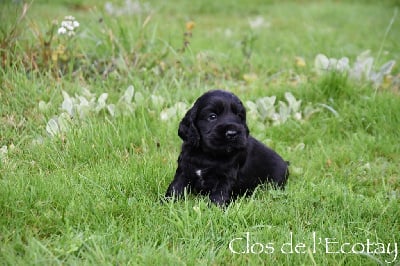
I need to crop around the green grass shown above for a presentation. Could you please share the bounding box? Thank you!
[1,0,399,265]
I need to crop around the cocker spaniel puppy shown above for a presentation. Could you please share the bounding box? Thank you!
[165,90,289,206]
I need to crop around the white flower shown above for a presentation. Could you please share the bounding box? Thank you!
[58,15,80,36]
[66,23,75,31]
[61,21,70,28]
[248,16,271,29]
[58,27,67,35]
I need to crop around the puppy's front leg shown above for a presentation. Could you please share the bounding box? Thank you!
[165,167,191,200]
[209,167,239,206]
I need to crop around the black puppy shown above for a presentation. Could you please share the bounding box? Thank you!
[165,90,289,206]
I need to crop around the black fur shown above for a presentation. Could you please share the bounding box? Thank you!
[165,90,289,206]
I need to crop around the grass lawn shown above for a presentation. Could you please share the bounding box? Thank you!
[1,0,399,265]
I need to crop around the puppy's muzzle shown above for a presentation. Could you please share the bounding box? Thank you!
[220,123,246,144]
[225,130,238,140]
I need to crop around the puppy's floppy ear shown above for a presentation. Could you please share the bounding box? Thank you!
[244,123,250,136]
[239,100,250,136]
[178,105,200,148]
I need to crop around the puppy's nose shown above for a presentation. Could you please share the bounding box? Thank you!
[225,130,238,139]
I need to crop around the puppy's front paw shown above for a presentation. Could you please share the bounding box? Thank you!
[209,193,230,207]
[165,181,190,202]
[165,187,181,200]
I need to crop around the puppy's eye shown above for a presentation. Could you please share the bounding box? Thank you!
[208,113,217,121]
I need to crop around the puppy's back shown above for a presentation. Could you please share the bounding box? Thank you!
[236,136,289,194]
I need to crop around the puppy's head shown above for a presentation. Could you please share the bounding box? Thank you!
[179,90,249,154]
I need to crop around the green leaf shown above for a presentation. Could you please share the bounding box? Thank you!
[284,92,301,113]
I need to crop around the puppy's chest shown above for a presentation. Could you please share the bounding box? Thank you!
[191,167,230,192]
[180,151,243,189]
[188,162,239,191]
[183,157,237,179]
